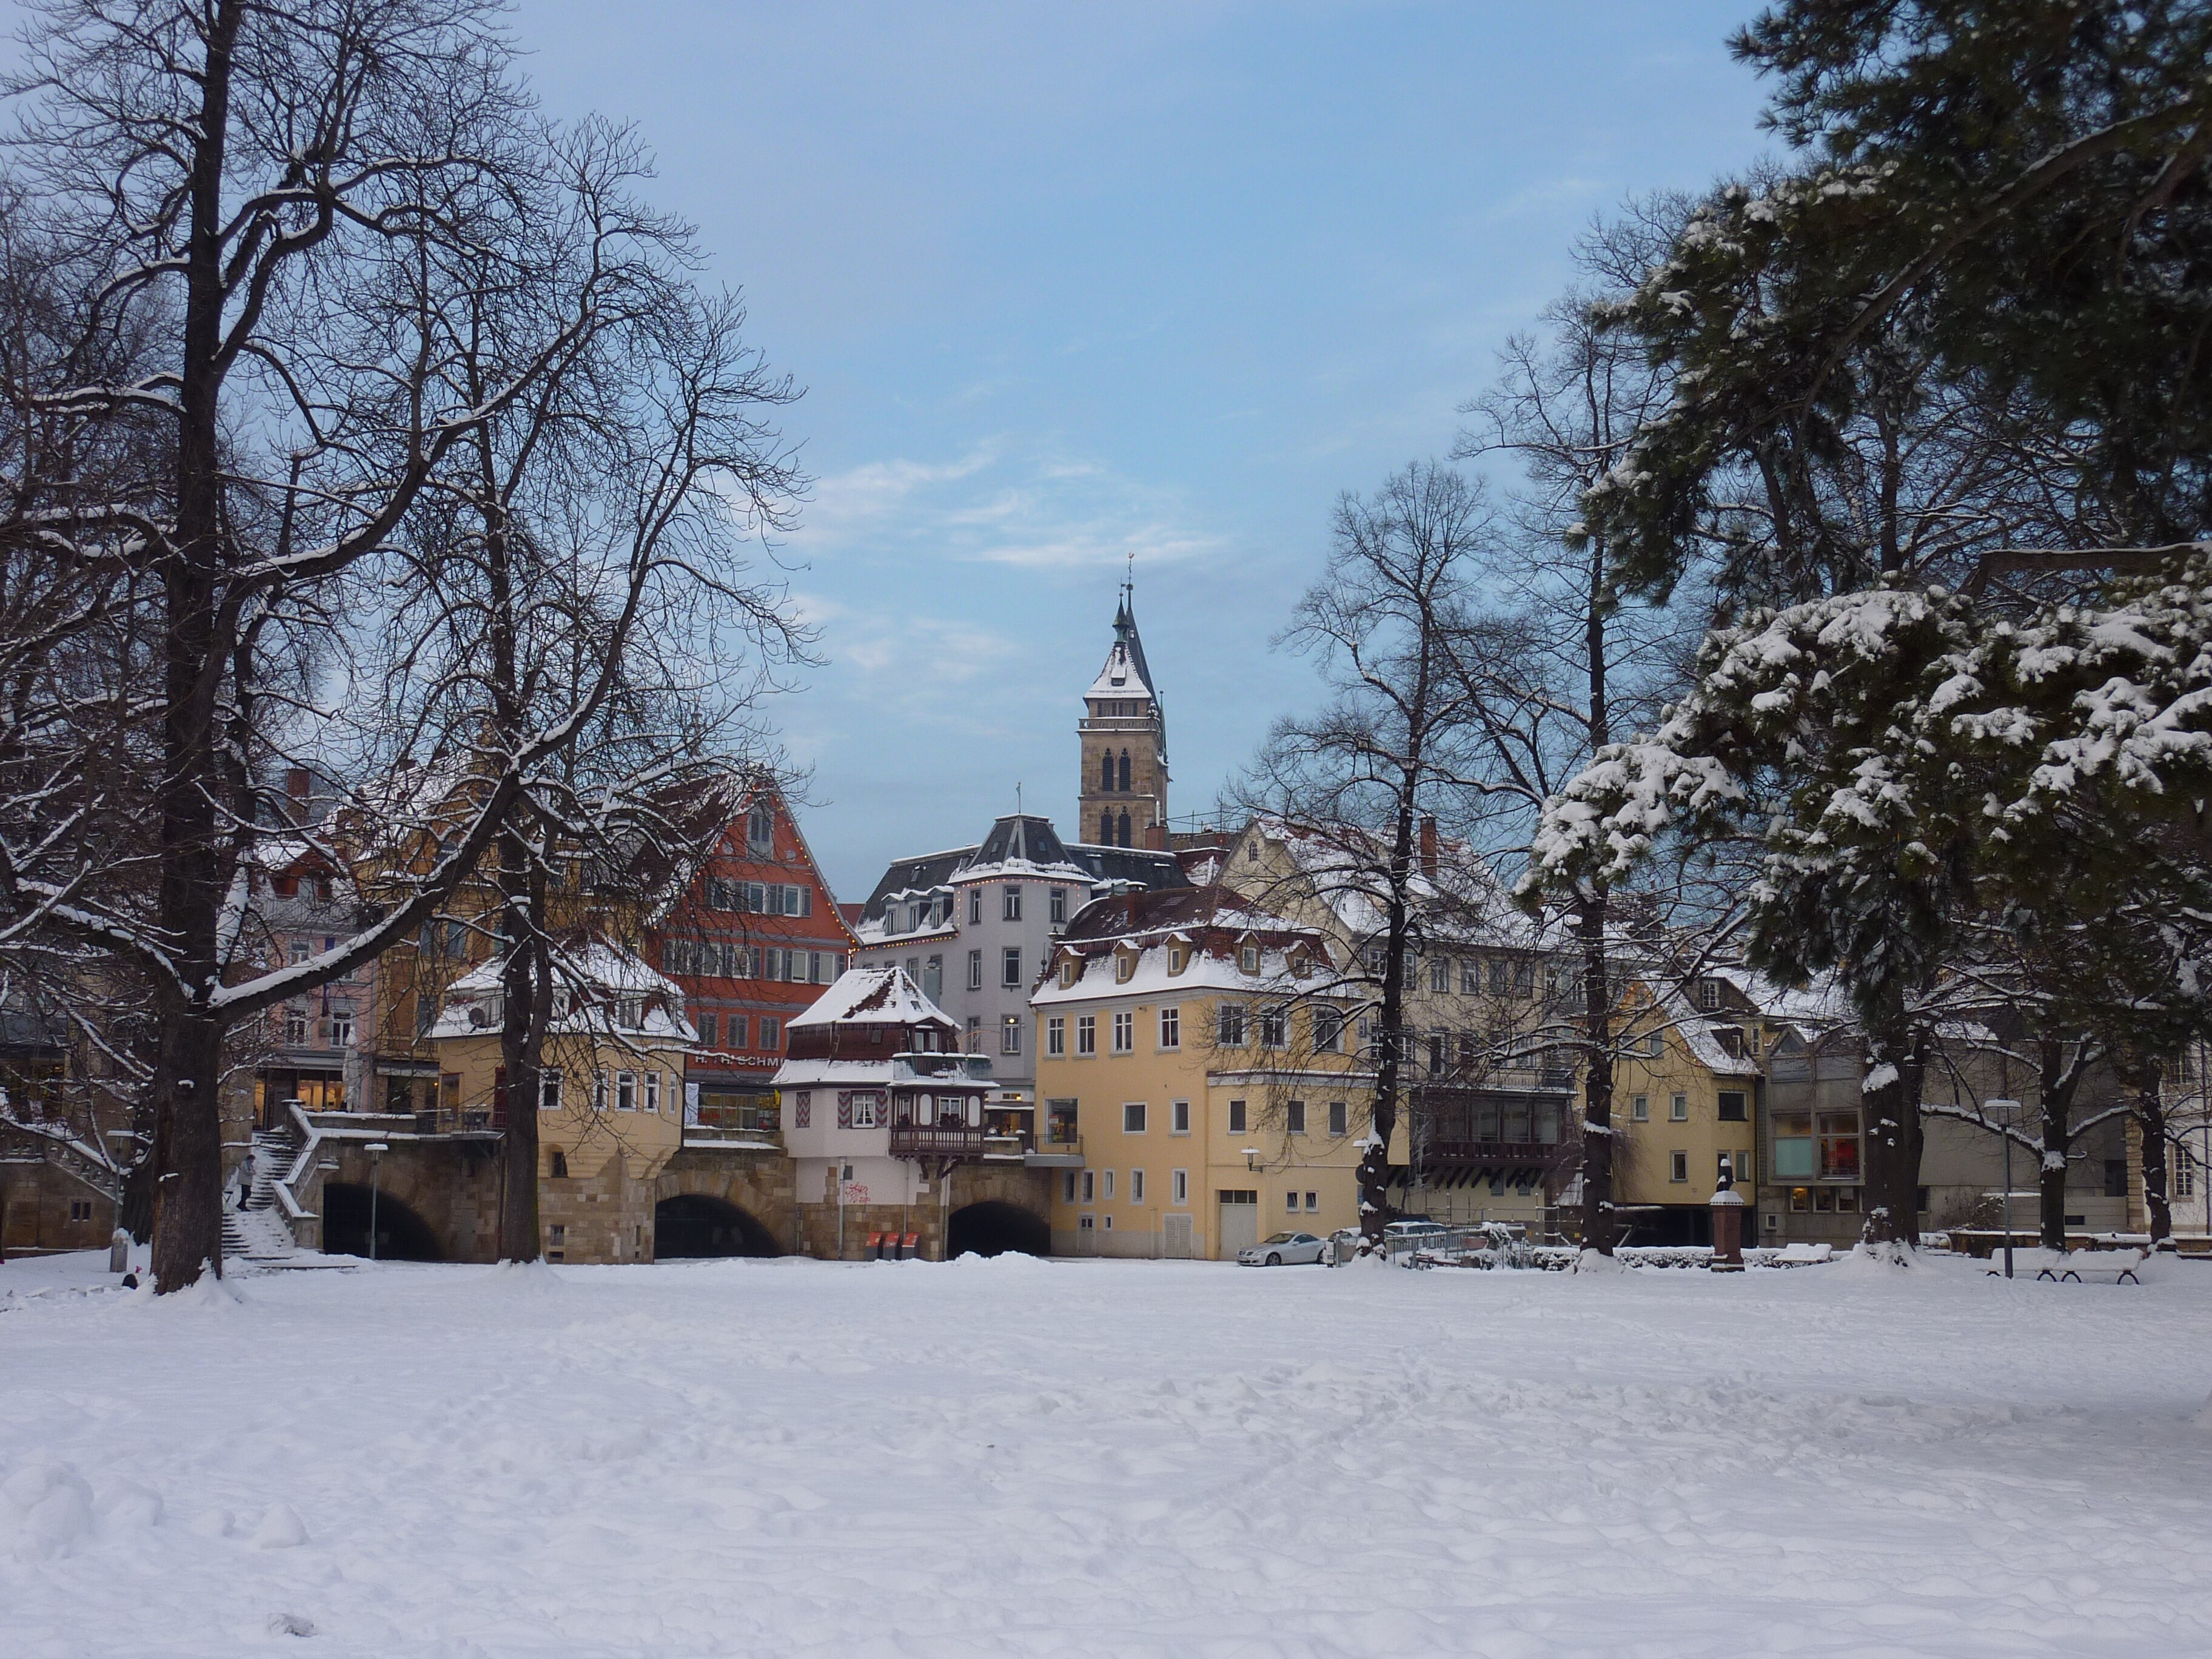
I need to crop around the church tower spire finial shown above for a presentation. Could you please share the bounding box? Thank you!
[1078,578,1168,851]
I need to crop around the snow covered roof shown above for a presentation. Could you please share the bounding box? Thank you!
[789,966,957,1031]
[433,939,695,1044]
[1239,816,1550,950]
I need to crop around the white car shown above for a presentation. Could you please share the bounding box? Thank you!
[1238,1231,1329,1267]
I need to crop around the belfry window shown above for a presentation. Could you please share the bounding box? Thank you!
[1101,751,1114,793]
[1118,750,1131,792]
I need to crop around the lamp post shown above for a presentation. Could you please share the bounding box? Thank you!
[366,1142,389,1261]
[1986,1098,2022,1278]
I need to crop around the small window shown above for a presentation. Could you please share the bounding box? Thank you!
[1239,944,1259,973]
[1328,1101,1347,1136]
[968,889,982,925]
[1670,1093,1688,1122]
[1287,1191,1301,1213]
[617,1071,637,1112]
[1646,1031,1664,1056]
[549,1150,569,1179]
[645,1073,661,1114]
[759,1017,780,1051]
[1113,1011,1134,1053]
[1124,1101,1147,1133]
[1630,1094,1647,1122]
[697,1011,717,1048]
[1428,958,1448,993]
[1077,1014,1097,1055]
[1718,1091,1748,1122]
[1131,1169,1146,1202]
[1698,979,1720,1011]
[748,802,774,854]
[1047,1016,1066,1057]
[1063,1171,1078,1202]
[1228,1099,1247,1135]
[1259,1008,1286,1048]
[1171,1099,1190,1134]
[1102,1170,1115,1200]
[1171,1169,1188,1205]
[1001,1014,1022,1056]
[1304,1191,1319,1212]
[69,1199,93,1222]
[1159,1006,1179,1050]
[1669,1150,1688,1182]
[1081,1171,1095,1204]
[1217,1004,1247,1046]
[1002,947,1023,988]
[539,1069,563,1113]
[1312,1008,1342,1053]
[1285,1099,1306,1134]
[1004,885,1022,922]
[729,1015,749,1048]
[1115,953,1134,984]
[1050,888,1067,923]
[968,949,984,991]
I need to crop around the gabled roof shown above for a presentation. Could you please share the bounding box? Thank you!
[857,817,1188,928]
[790,966,957,1031]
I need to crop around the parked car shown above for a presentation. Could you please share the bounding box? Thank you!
[1382,1220,1448,1247]
[1238,1231,1329,1267]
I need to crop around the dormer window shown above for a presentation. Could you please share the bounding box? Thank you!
[1167,946,1185,974]
[617,997,643,1030]
[1698,979,1720,1012]
[1239,943,1259,973]
[1059,960,1079,989]
[1115,953,1134,984]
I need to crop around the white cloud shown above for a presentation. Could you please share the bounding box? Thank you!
[794,435,1227,575]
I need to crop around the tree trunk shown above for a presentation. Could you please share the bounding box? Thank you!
[2036,1037,2077,1252]
[1577,896,1615,1254]
[1358,807,1418,1250]
[497,831,548,1262]
[150,1010,226,1289]
[148,1,244,1293]
[1858,998,1923,1250]
[2136,1075,2175,1252]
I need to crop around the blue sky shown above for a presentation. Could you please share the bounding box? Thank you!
[517,2,1775,897]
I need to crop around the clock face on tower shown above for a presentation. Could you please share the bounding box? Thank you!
[1077,585,1168,849]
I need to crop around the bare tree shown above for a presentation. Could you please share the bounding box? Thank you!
[1231,461,1493,1250]
[0,1,787,1289]
[368,118,807,1261]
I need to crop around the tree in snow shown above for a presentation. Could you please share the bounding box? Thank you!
[0,1,803,1289]
[1230,462,1496,1250]
[366,119,807,1261]
[1451,203,1735,1253]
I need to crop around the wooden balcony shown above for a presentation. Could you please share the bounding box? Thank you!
[889,1124,988,1160]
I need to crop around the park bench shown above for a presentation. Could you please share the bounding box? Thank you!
[1986,1245,2143,1284]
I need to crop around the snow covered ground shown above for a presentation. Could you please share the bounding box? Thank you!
[5,1248,2211,1658]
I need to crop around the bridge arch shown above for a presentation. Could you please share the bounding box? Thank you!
[654,1192,781,1258]
[321,1182,443,1261]
[947,1199,1050,1259]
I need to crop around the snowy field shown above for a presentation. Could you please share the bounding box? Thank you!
[5,1249,2212,1659]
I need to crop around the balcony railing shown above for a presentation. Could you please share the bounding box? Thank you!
[1421,1138,1563,1167]
[889,1124,988,1159]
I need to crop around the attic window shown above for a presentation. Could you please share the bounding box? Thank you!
[1246,842,1258,863]
[1698,979,1720,1011]
[1167,947,1185,974]
[1059,960,1078,989]
[748,802,774,854]
[1115,953,1134,984]
[1240,944,1259,973]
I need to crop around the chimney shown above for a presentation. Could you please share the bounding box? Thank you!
[1144,820,1168,852]
[1419,815,1439,879]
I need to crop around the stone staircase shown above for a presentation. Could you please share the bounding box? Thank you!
[221,1123,307,1263]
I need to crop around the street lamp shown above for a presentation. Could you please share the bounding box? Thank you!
[366,1142,389,1261]
[1987,1099,2020,1278]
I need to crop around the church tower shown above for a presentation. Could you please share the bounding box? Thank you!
[1077,584,1168,848]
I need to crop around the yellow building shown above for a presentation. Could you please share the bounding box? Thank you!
[1034,886,1367,1259]
[430,939,695,1262]
[1606,976,1768,1246]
